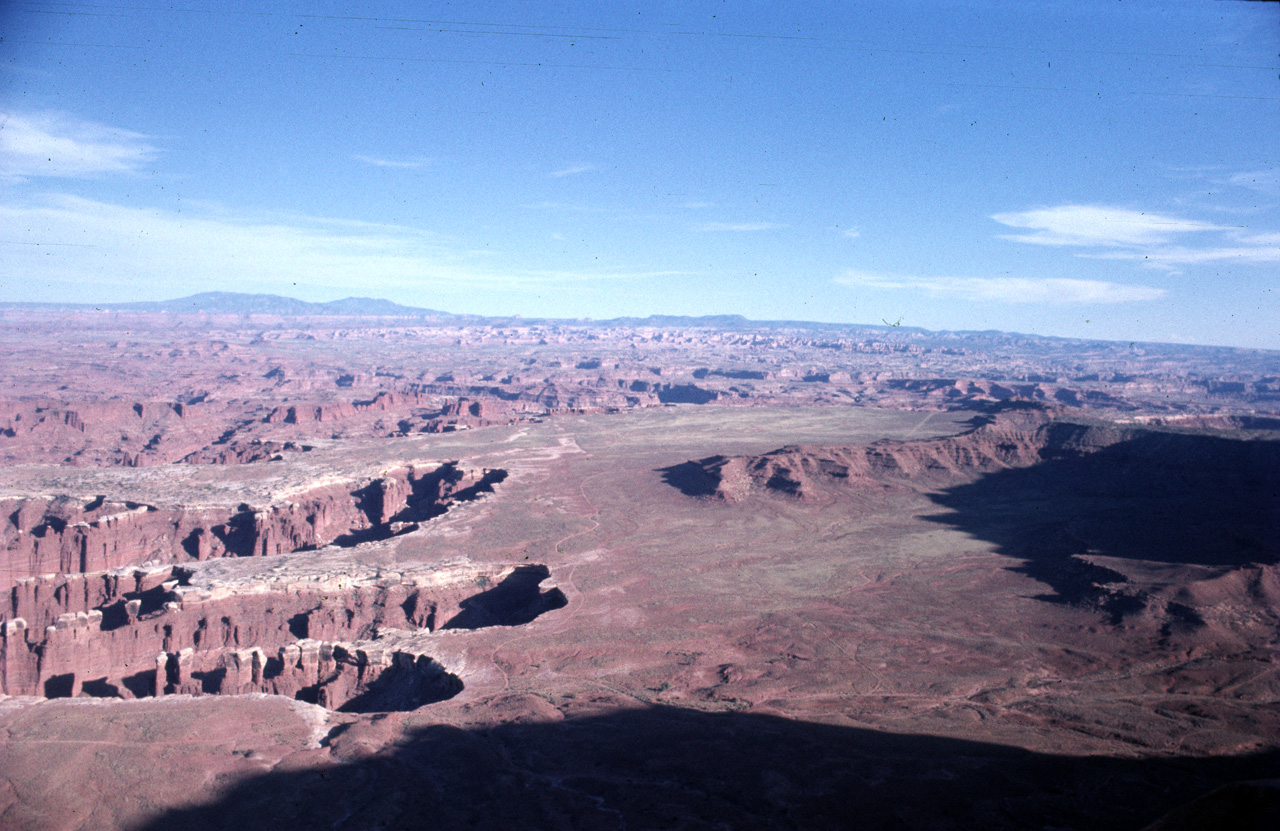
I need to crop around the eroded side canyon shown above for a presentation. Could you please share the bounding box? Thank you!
[0,462,567,711]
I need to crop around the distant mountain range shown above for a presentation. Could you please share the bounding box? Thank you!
[122,292,449,318]
[0,292,1267,355]
[0,292,768,330]
[0,292,446,318]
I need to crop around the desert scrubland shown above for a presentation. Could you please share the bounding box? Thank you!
[0,300,1277,829]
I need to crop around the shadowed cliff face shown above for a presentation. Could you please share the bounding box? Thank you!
[440,565,569,631]
[921,427,1280,623]
[924,427,1280,568]
[657,457,726,497]
[126,705,1280,831]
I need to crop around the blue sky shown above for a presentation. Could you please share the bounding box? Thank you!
[1,1,1277,347]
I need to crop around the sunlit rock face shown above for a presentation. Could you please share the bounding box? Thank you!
[0,463,506,593]
[0,460,570,709]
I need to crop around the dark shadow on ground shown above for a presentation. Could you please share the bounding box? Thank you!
[334,659,464,714]
[441,564,567,630]
[921,428,1280,618]
[332,467,508,548]
[131,704,1279,830]
[656,383,719,404]
[656,457,726,498]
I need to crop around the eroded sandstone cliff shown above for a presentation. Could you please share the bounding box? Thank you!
[0,462,506,594]
[0,461,571,710]
[661,410,1280,505]
[0,561,565,710]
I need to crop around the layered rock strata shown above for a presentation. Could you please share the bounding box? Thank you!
[0,561,566,709]
[0,460,567,710]
[0,462,507,594]
[662,411,1280,504]
[5,306,1277,468]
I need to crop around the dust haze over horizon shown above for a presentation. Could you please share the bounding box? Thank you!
[0,1,1277,348]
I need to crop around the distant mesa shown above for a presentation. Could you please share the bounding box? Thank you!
[659,410,1062,503]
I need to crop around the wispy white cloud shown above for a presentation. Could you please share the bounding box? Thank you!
[1157,163,1225,181]
[0,194,668,298]
[1082,245,1280,267]
[353,154,430,169]
[1228,168,1280,194]
[698,221,785,232]
[526,200,607,213]
[1237,231,1280,246]
[992,203,1277,272]
[0,111,156,179]
[1159,166,1280,208]
[839,226,860,238]
[991,205,1226,247]
[549,163,596,178]
[835,270,1164,304]
[519,268,690,282]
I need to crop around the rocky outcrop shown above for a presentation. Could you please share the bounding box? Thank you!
[0,463,507,594]
[180,439,313,464]
[0,459,533,706]
[660,411,1072,502]
[0,562,566,708]
[660,410,1280,504]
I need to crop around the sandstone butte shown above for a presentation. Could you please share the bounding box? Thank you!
[0,306,1277,830]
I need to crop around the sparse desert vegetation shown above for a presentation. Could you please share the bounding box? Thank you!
[0,300,1276,829]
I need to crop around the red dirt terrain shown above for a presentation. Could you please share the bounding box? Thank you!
[1,303,1275,468]
[0,301,1277,830]
[664,410,1280,639]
